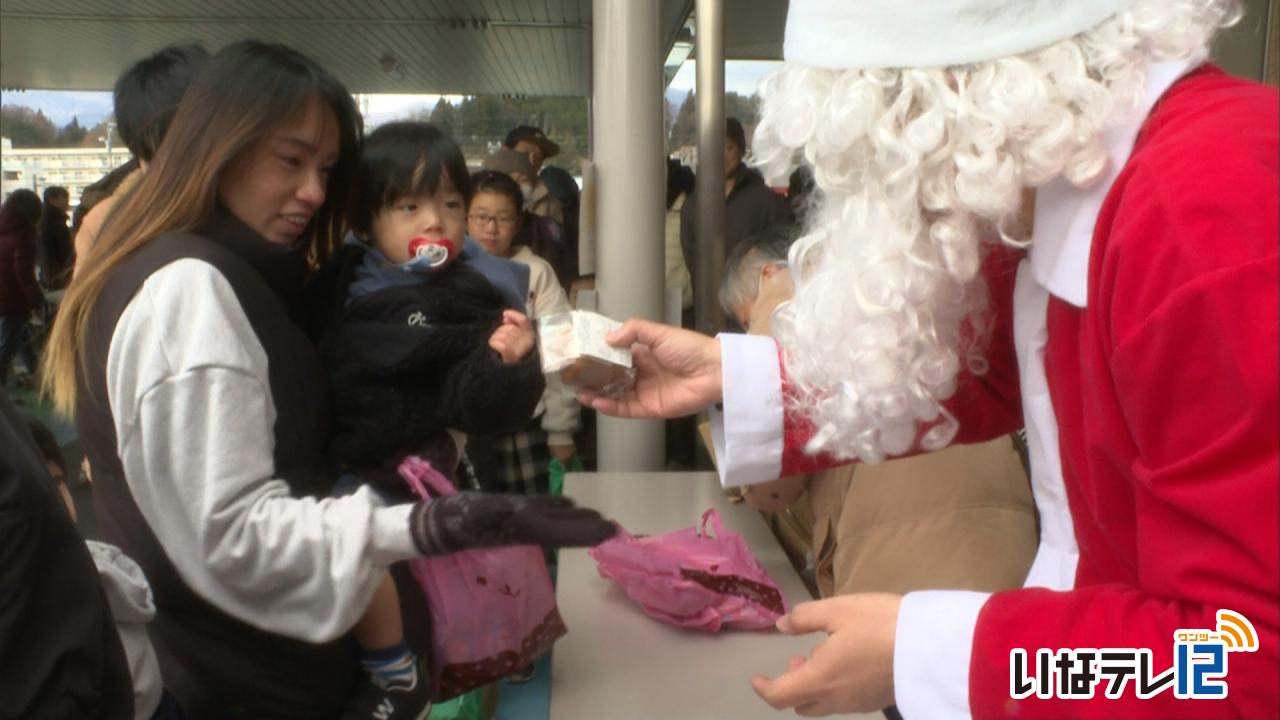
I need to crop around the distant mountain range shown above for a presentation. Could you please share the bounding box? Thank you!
[0,89,114,127]
[1,86,711,134]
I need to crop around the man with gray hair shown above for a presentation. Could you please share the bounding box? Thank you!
[718,226,793,331]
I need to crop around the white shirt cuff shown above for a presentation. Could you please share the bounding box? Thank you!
[371,502,420,564]
[710,333,783,488]
[894,590,990,720]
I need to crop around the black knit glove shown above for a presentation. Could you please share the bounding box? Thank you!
[409,492,616,555]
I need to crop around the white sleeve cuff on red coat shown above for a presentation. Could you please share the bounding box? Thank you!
[894,590,991,720]
[710,333,783,488]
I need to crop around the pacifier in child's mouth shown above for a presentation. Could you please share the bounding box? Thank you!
[403,236,458,273]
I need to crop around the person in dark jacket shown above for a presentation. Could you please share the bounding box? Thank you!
[38,186,72,290]
[680,117,793,299]
[538,164,580,282]
[0,189,43,386]
[0,387,135,720]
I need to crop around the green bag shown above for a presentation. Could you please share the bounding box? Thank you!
[547,454,583,496]
[427,684,498,720]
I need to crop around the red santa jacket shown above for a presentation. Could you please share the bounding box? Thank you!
[780,66,1278,718]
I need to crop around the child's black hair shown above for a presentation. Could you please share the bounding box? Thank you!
[469,169,525,213]
[351,122,472,236]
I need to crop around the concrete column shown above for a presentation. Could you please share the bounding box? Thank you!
[694,0,726,336]
[591,0,665,471]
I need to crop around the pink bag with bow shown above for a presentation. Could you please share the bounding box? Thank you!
[588,508,790,631]
[399,456,567,700]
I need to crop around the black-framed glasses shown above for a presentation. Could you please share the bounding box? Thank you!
[468,213,518,228]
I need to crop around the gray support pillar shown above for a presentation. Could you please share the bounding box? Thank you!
[591,0,665,471]
[694,0,726,336]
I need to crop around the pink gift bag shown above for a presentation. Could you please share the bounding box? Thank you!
[399,456,567,700]
[588,508,790,632]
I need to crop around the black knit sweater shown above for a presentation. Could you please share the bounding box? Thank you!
[312,245,545,471]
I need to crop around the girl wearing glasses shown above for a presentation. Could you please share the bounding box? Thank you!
[468,170,580,498]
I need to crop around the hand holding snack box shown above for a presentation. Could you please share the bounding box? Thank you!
[538,310,635,396]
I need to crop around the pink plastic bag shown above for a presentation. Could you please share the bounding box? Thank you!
[588,508,790,631]
[399,456,567,700]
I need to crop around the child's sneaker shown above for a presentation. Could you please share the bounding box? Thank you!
[342,672,431,720]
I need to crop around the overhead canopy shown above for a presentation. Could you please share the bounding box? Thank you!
[0,0,785,95]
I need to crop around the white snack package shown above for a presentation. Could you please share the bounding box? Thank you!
[538,310,635,396]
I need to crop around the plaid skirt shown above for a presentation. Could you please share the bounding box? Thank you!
[496,427,551,495]
[467,418,551,496]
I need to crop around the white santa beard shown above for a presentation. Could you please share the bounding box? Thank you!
[752,0,1236,463]
[774,189,980,464]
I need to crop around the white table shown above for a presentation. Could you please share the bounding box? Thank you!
[550,471,881,720]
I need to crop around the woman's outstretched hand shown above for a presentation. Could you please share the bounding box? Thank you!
[577,318,723,419]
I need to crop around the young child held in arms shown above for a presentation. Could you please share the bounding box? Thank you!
[312,122,553,720]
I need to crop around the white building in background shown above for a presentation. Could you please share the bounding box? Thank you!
[1,137,132,205]
[0,138,23,200]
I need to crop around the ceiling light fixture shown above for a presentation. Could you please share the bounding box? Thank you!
[379,52,406,81]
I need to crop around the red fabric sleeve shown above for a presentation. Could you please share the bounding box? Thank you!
[970,259,1279,718]
[778,245,1025,476]
[969,87,1279,718]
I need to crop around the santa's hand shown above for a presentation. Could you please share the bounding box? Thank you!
[750,594,900,716]
[489,309,536,364]
[577,318,722,419]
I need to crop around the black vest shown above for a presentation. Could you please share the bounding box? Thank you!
[75,214,357,719]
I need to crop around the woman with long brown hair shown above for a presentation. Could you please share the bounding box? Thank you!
[42,40,612,720]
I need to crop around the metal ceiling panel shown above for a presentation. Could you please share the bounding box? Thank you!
[1,0,594,94]
[0,0,780,95]
[689,0,787,61]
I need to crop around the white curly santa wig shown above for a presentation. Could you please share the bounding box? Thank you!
[752,0,1241,463]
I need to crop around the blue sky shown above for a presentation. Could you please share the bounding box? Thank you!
[667,60,781,96]
[0,89,116,126]
[0,60,782,129]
